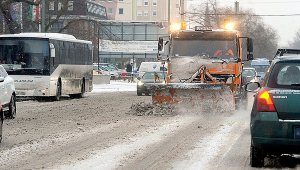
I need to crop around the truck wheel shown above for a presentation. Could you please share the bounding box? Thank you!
[6,95,16,119]
[250,143,264,167]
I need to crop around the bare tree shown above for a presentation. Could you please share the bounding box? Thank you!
[289,28,300,48]
[186,1,278,60]
[0,0,40,33]
[0,0,73,33]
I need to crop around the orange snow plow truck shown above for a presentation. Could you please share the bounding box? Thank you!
[152,26,254,112]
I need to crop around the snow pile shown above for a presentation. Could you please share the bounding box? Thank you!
[171,57,220,82]
[92,81,136,93]
[126,102,175,116]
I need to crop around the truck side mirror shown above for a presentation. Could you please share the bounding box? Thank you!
[158,37,163,51]
[247,38,253,53]
[50,43,55,58]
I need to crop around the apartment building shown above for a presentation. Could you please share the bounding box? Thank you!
[92,0,118,20]
[96,0,184,23]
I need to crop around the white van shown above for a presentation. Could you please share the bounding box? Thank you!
[138,62,168,78]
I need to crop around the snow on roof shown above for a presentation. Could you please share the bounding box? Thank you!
[0,33,92,44]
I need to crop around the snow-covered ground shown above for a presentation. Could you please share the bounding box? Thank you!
[92,81,137,93]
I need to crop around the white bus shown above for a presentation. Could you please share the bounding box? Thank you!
[0,33,93,100]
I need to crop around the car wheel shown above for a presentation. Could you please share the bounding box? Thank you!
[250,142,264,167]
[0,110,3,143]
[53,81,61,101]
[6,95,16,119]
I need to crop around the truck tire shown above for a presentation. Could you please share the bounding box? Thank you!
[250,143,264,167]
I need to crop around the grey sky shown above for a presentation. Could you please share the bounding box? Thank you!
[187,0,300,47]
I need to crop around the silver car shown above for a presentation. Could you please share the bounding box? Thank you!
[0,65,16,119]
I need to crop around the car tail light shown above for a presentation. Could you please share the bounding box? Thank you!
[257,88,276,112]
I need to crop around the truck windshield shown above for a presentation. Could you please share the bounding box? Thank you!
[171,39,237,59]
[0,38,50,75]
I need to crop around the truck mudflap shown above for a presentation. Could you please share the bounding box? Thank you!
[151,83,235,114]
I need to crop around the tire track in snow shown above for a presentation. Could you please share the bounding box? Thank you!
[52,116,196,170]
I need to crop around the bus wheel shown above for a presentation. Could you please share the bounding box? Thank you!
[53,81,61,101]
[70,81,85,99]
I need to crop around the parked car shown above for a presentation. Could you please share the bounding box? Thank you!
[242,67,260,84]
[93,63,120,79]
[247,55,300,167]
[0,65,16,119]
[137,71,167,96]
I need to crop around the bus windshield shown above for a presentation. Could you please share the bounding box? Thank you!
[0,38,50,75]
[171,39,237,59]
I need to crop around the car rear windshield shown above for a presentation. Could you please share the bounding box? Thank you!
[242,69,256,77]
[268,61,300,89]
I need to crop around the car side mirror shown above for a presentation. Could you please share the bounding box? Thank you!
[247,38,253,53]
[0,77,4,82]
[246,82,260,92]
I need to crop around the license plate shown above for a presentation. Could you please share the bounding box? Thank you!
[295,127,300,139]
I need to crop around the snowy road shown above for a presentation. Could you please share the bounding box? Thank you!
[0,84,300,169]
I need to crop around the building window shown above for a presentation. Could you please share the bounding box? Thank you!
[137,10,142,16]
[119,0,124,1]
[108,8,113,14]
[144,0,148,6]
[119,8,124,14]
[152,10,157,16]
[176,4,179,8]
[152,0,157,6]
[108,0,113,2]
[58,2,63,11]
[137,0,142,6]
[68,1,74,11]
[144,10,148,16]
[49,1,55,11]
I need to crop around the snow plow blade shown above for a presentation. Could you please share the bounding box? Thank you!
[151,83,235,113]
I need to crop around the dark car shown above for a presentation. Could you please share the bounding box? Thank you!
[247,55,300,167]
[137,72,166,96]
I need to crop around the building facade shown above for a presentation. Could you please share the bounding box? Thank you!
[91,0,118,20]
[94,0,185,24]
